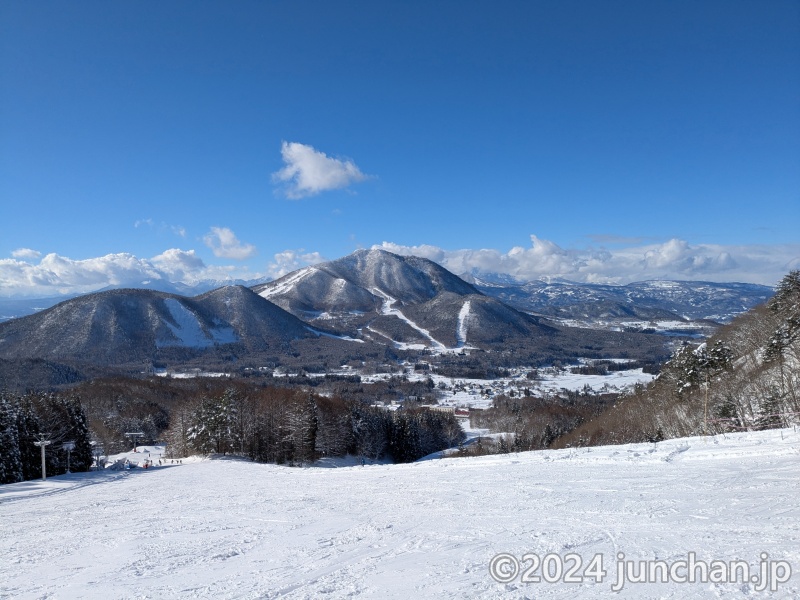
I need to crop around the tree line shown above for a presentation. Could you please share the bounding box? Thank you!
[0,391,93,484]
[163,387,464,465]
[460,389,618,456]
[554,270,800,447]
[1,381,466,484]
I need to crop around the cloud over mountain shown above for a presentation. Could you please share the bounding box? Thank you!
[266,249,326,279]
[377,236,800,286]
[203,227,257,260]
[11,248,41,260]
[0,250,250,297]
[1,234,795,299]
[272,142,369,198]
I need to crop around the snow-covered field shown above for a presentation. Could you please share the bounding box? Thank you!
[2,429,799,599]
[266,360,656,410]
[161,360,653,410]
[426,367,655,410]
[552,317,713,338]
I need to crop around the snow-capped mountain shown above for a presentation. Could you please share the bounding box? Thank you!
[467,277,773,322]
[254,249,478,315]
[1,257,771,329]
[0,278,271,323]
[0,250,675,374]
[253,249,560,349]
[0,286,319,366]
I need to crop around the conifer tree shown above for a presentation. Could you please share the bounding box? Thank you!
[763,270,800,410]
[0,392,23,484]
[61,396,93,472]
[284,395,317,465]
[187,390,240,455]
[16,396,42,481]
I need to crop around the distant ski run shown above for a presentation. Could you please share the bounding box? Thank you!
[158,298,237,348]
[456,300,471,348]
[260,267,314,298]
[370,288,446,350]
[305,326,364,343]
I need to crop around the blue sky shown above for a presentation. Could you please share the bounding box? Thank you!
[1,1,798,296]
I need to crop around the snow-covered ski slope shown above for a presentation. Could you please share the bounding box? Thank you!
[372,287,446,350]
[2,429,799,599]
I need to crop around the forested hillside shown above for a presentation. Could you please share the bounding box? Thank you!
[161,386,463,466]
[1,377,464,483]
[555,271,799,446]
[0,392,93,484]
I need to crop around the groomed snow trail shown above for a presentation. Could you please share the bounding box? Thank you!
[456,300,471,347]
[371,288,446,350]
[259,267,314,298]
[159,299,237,348]
[305,326,365,343]
[1,429,799,599]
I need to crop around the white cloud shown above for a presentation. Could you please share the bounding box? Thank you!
[203,227,257,260]
[266,249,326,279]
[2,235,794,299]
[150,249,206,280]
[272,141,369,199]
[135,219,187,238]
[1,253,161,296]
[0,249,257,298]
[376,236,800,286]
[11,248,41,261]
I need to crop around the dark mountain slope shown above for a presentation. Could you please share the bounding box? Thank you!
[0,287,320,366]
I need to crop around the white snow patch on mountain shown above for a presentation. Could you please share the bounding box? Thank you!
[260,266,314,298]
[371,288,446,350]
[157,298,237,348]
[456,300,471,347]
[1,429,798,598]
[305,326,365,343]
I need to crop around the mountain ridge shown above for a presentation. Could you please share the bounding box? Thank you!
[467,276,773,323]
[0,286,323,367]
[0,250,730,381]
[253,248,558,350]
[2,261,772,326]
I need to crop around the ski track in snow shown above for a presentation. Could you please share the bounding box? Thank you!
[1,429,799,599]
[260,267,314,298]
[158,299,237,348]
[371,288,446,350]
[305,326,364,343]
[456,300,470,348]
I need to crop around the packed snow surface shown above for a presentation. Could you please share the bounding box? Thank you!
[158,299,237,348]
[371,288,446,350]
[259,267,314,298]
[2,429,798,599]
[456,300,471,348]
[305,326,365,343]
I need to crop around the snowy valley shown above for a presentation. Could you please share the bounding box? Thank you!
[1,256,797,599]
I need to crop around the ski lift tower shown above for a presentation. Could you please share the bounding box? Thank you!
[90,441,105,471]
[125,432,145,453]
[62,441,76,473]
[33,438,52,480]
